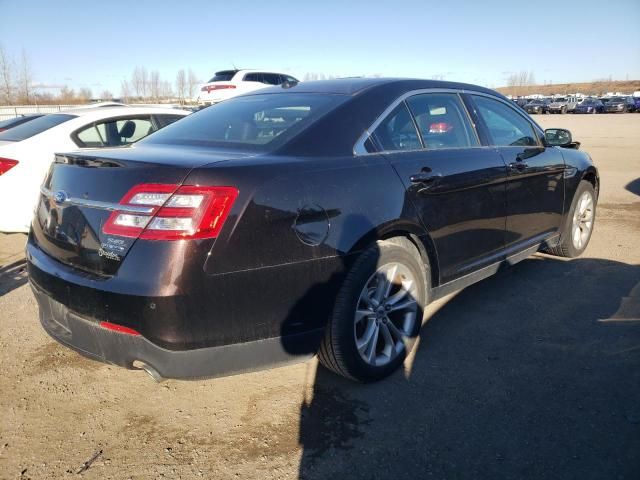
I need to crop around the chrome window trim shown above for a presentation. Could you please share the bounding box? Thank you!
[40,186,155,214]
[353,88,544,156]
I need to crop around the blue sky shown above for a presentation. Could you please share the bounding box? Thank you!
[1,0,639,95]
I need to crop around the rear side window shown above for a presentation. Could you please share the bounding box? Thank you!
[372,103,421,152]
[0,114,76,142]
[472,95,538,147]
[406,93,478,149]
[73,116,154,147]
[155,114,184,128]
[141,93,347,151]
[244,73,264,83]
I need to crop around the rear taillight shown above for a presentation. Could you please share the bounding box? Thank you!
[201,84,236,93]
[0,158,18,176]
[102,183,238,240]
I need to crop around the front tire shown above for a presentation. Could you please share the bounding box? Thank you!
[318,237,427,382]
[544,180,596,258]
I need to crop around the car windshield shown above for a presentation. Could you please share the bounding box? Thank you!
[581,99,596,105]
[207,70,237,82]
[141,93,348,151]
[609,97,624,103]
[554,98,567,102]
[0,114,76,142]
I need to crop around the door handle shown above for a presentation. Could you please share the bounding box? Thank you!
[508,161,528,171]
[410,172,442,184]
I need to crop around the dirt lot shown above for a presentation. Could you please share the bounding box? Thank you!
[1,114,639,480]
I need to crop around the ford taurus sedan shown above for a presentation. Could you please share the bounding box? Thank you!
[27,78,599,382]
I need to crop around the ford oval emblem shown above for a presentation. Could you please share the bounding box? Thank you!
[54,190,68,204]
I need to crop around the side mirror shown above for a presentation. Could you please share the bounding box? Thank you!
[544,128,573,147]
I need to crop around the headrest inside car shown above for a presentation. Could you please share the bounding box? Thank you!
[119,120,136,139]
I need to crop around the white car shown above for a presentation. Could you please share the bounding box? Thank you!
[0,106,190,233]
[197,69,299,106]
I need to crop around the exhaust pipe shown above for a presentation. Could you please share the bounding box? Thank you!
[132,360,165,383]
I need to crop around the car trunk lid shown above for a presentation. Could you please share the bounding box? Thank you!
[30,145,249,276]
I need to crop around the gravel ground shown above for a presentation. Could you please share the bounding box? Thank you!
[0,114,639,480]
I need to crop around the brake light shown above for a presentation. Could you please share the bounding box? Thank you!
[201,84,236,93]
[0,158,18,176]
[102,183,238,240]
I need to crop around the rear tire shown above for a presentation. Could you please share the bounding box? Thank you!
[543,180,596,258]
[318,237,427,382]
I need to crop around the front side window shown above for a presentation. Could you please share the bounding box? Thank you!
[261,73,282,85]
[406,93,478,149]
[371,103,421,152]
[472,95,538,147]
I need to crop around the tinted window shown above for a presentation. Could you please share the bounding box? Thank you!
[262,73,282,85]
[0,115,43,130]
[244,73,263,83]
[472,96,537,147]
[406,93,478,149]
[372,103,421,151]
[141,93,347,151]
[155,114,184,128]
[207,70,237,82]
[0,114,76,142]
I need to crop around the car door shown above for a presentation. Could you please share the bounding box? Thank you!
[467,94,565,252]
[370,92,508,283]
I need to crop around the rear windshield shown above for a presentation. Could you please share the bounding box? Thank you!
[207,70,237,82]
[0,114,76,142]
[141,93,347,151]
[0,115,43,129]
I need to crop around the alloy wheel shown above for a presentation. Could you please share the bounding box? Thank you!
[354,262,418,367]
[572,191,594,250]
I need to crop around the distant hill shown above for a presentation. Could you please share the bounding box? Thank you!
[497,80,640,97]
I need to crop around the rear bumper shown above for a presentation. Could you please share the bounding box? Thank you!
[31,281,321,379]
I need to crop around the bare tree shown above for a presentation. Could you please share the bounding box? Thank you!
[187,69,200,101]
[149,70,161,101]
[160,80,172,100]
[506,70,536,89]
[120,79,132,103]
[59,86,76,103]
[0,43,14,104]
[131,66,149,99]
[101,90,114,100]
[17,49,33,103]
[175,69,187,104]
[78,87,92,102]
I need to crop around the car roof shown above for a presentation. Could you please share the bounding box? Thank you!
[57,106,191,119]
[245,77,502,97]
